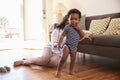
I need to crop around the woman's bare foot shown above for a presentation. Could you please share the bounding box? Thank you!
[13,60,24,67]
[22,58,26,60]
[22,58,27,60]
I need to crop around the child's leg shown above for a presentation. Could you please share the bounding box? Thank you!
[56,45,69,77]
[69,51,77,75]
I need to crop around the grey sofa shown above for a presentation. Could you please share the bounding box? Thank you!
[77,12,120,59]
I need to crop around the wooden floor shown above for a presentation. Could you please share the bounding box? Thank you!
[0,49,120,80]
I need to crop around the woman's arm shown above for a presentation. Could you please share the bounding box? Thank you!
[51,29,59,43]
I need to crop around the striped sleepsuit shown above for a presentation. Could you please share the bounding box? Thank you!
[64,25,81,53]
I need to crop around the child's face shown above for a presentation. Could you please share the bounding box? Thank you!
[68,13,80,28]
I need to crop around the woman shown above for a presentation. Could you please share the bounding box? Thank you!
[13,15,68,67]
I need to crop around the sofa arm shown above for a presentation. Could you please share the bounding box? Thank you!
[91,34,120,47]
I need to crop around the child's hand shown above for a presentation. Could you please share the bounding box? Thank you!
[79,34,92,42]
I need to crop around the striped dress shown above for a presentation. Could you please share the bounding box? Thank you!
[64,25,81,53]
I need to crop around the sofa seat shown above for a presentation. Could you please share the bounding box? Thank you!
[81,30,120,47]
[79,34,120,47]
[90,34,120,47]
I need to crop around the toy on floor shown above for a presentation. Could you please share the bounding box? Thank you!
[0,66,10,73]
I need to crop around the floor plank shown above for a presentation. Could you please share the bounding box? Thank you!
[0,49,120,80]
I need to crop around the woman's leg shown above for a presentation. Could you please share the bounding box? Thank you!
[14,47,52,66]
[56,45,69,77]
[69,50,77,75]
[28,47,52,65]
[46,54,60,67]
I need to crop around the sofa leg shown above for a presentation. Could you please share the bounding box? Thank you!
[89,54,94,62]
[83,53,86,63]
[76,52,80,64]
[76,52,86,64]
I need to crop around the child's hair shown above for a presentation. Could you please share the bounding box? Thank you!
[67,8,81,19]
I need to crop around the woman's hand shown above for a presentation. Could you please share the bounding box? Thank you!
[53,42,58,48]
[53,42,61,51]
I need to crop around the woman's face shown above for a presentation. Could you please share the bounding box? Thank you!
[65,20,69,25]
[68,13,80,28]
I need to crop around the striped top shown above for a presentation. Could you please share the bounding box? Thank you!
[64,25,81,53]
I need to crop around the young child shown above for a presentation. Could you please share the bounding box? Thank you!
[56,8,91,77]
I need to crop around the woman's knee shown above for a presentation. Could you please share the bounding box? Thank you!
[42,47,52,58]
[47,54,60,67]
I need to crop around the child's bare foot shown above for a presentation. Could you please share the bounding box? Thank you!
[68,71,75,75]
[13,60,24,67]
[55,71,61,78]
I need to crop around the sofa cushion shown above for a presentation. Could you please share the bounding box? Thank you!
[103,18,120,35]
[79,14,86,30]
[83,30,92,34]
[89,17,110,34]
[91,34,120,47]
[85,13,120,30]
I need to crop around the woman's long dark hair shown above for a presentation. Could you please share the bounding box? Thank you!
[56,15,68,30]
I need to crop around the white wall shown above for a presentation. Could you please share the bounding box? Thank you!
[52,0,120,16]
[76,0,120,16]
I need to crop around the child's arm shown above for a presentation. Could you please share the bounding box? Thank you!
[75,26,85,37]
[75,26,91,41]
[57,30,67,50]
[79,34,92,42]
